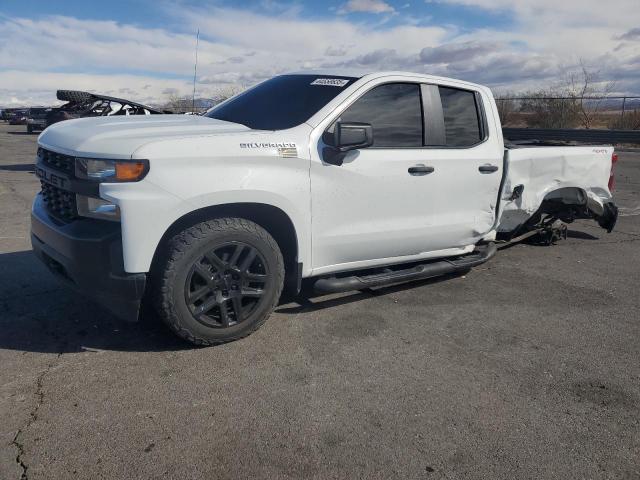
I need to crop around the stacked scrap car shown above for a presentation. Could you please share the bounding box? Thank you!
[45,90,167,127]
[26,107,50,133]
[7,108,29,125]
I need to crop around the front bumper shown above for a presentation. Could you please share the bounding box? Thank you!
[31,194,146,321]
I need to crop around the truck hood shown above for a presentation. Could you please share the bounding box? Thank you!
[38,115,251,159]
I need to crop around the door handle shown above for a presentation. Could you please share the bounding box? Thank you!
[478,164,499,173]
[408,165,435,176]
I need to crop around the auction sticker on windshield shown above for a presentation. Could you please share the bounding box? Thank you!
[310,78,350,87]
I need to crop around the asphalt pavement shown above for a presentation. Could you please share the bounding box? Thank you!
[1,123,639,479]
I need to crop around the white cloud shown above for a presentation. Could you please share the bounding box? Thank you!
[429,0,639,58]
[0,7,448,106]
[338,0,396,14]
[419,41,501,64]
[0,1,638,106]
[325,45,350,56]
[421,0,640,93]
[178,6,444,57]
[0,16,238,75]
[0,70,193,107]
[617,28,640,42]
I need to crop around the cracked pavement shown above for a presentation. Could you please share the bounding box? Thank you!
[0,123,639,479]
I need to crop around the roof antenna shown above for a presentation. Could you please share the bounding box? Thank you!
[191,28,200,113]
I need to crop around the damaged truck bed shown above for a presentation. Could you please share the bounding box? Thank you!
[498,145,618,240]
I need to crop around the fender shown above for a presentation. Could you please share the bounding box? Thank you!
[101,180,310,275]
[184,189,310,275]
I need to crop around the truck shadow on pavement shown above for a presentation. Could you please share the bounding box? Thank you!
[0,250,192,354]
[566,230,599,240]
[277,273,465,315]
[1,250,465,354]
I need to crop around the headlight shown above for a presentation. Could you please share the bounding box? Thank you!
[76,195,121,222]
[76,158,149,182]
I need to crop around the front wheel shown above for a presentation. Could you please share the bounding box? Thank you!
[154,218,285,345]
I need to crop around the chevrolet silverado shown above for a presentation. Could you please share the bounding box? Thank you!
[31,71,618,345]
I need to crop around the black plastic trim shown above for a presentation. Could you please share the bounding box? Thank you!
[420,84,446,146]
[31,195,146,321]
[408,165,435,175]
[313,243,497,294]
[296,262,303,294]
[475,91,489,142]
[35,161,100,196]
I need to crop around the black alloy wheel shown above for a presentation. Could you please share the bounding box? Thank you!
[155,217,285,345]
[184,241,270,328]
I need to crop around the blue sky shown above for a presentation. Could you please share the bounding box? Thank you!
[3,0,514,31]
[0,0,638,105]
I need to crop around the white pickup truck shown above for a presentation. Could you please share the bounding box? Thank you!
[31,71,618,345]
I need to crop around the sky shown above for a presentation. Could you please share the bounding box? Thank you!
[0,0,639,106]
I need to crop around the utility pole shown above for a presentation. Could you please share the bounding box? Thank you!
[192,29,200,113]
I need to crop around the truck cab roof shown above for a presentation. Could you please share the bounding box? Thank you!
[287,70,488,91]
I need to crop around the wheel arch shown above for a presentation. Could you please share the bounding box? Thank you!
[500,185,608,240]
[540,185,609,215]
[540,186,588,206]
[149,202,302,294]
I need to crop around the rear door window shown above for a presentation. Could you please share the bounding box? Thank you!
[438,86,482,147]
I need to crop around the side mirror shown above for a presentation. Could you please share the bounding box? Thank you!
[323,122,373,165]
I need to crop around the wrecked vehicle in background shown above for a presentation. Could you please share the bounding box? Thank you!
[26,107,50,133]
[7,108,29,125]
[45,90,167,128]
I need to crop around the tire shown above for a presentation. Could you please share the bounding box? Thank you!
[27,125,33,134]
[154,218,285,346]
[56,90,93,103]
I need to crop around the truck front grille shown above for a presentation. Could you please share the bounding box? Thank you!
[40,181,78,221]
[38,148,75,174]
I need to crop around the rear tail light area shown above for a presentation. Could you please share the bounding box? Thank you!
[608,152,618,192]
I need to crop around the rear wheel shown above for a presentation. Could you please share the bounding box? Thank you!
[155,218,284,345]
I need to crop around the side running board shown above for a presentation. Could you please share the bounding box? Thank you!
[313,243,497,294]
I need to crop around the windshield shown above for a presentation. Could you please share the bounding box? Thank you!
[205,74,357,130]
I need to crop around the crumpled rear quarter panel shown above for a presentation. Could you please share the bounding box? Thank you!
[498,146,614,232]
